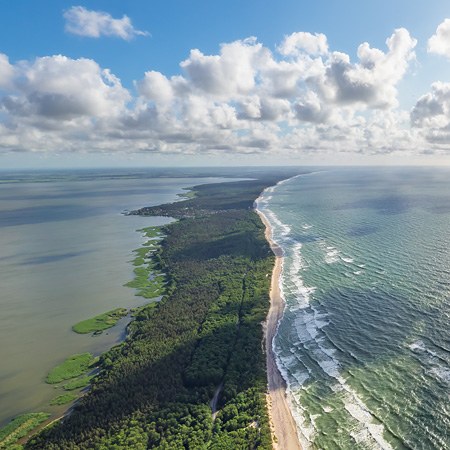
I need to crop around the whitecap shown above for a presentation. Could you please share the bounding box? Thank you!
[341,256,354,263]
[322,245,340,264]
[409,340,426,352]
[431,367,450,383]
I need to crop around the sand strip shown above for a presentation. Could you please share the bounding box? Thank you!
[256,207,302,450]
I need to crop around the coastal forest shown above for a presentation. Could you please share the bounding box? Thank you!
[26,171,298,449]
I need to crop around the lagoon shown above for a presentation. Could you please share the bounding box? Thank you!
[0,169,228,426]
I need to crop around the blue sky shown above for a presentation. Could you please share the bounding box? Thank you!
[1,1,450,167]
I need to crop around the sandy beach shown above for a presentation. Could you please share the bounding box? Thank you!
[256,207,302,450]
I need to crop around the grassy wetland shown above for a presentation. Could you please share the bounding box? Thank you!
[45,353,97,385]
[0,413,50,449]
[72,309,128,334]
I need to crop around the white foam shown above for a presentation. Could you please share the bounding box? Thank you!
[288,396,316,448]
[410,341,450,385]
[409,340,426,352]
[318,242,341,264]
[341,256,354,263]
[325,249,340,264]
[286,327,394,449]
[264,207,291,241]
[431,367,450,384]
[316,357,341,378]
[340,381,394,449]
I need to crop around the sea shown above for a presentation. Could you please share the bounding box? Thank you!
[257,168,450,450]
[0,168,231,427]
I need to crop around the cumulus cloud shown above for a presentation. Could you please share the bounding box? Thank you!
[278,32,328,56]
[137,71,175,106]
[1,55,130,121]
[428,19,450,58]
[64,6,149,40]
[0,53,15,89]
[411,82,450,144]
[180,38,270,97]
[295,91,331,123]
[319,29,417,109]
[0,26,439,157]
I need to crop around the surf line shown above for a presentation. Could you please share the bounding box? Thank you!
[255,174,303,450]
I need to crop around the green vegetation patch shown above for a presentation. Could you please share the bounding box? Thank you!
[0,413,49,449]
[125,270,166,299]
[125,226,167,299]
[50,393,78,406]
[139,226,163,239]
[46,353,96,384]
[62,375,94,391]
[72,308,128,334]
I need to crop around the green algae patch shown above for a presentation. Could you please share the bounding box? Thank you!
[46,353,96,384]
[50,393,78,406]
[72,308,128,334]
[62,375,94,391]
[0,412,50,449]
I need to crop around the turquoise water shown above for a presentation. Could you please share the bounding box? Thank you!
[258,168,450,450]
[0,169,229,427]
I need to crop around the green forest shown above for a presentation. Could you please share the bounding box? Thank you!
[26,171,298,449]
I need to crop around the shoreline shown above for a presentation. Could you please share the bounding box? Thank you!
[256,205,302,450]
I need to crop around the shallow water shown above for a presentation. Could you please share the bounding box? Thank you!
[0,169,228,426]
[258,168,450,450]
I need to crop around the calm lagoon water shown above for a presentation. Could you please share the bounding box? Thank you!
[0,169,228,426]
[258,168,450,450]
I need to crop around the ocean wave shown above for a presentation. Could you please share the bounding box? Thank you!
[409,339,450,385]
[341,256,354,263]
[281,245,393,448]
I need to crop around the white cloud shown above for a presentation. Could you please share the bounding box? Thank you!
[64,6,149,40]
[180,38,271,97]
[0,54,131,154]
[0,27,440,158]
[295,91,331,123]
[0,53,14,89]
[278,32,328,56]
[411,82,450,144]
[428,19,450,58]
[318,28,416,109]
[1,55,130,121]
[137,71,174,106]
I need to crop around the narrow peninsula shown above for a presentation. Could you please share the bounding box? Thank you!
[26,172,301,449]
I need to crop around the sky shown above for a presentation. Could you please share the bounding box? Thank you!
[1,1,450,168]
